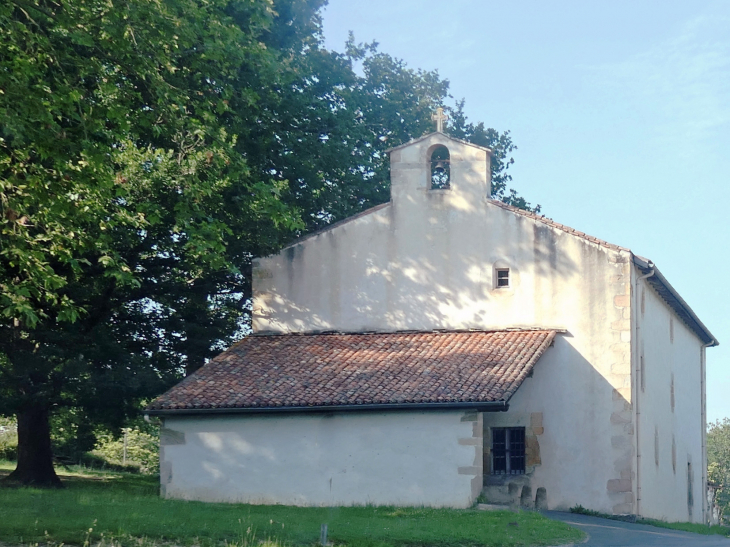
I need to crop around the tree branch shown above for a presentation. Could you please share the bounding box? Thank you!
[9,0,56,20]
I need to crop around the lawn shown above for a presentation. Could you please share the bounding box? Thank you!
[0,461,583,547]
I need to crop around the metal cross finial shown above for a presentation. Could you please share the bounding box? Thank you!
[431,107,448,133]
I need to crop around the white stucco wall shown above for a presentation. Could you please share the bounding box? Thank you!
[253,133,630,345]
[634,277,705,523]
[160,410,482,507]
[249,133,635,514]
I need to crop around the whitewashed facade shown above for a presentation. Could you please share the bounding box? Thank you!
[150,131,716,522]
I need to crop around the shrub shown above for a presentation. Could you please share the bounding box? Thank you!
[92,427,159,474]
[0,413,159,474]
[0,419,18,461]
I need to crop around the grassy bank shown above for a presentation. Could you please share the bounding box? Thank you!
[0,461,583,547]
[635,517,730,537]
[570,504,730,537]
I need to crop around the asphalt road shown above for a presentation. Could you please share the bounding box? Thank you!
[545,511,730,546]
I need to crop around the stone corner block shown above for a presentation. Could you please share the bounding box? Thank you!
[607,478,632,493]
[458,466,481,476]
[609,254,630,264]
[612,503,635,515]
[611,435,631,449]
[461,410,478,422]
[160,427,186,446]
[612,387,631,402]
[610,411,632,425]
[458,437,480,446]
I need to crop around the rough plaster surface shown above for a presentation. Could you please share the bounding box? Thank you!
[634,279,705,523]
[161,411,480,507]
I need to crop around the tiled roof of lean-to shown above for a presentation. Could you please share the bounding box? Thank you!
[147,330,557,414]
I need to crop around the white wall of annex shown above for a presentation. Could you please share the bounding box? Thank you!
[161,410,481,507]
[636,279,705,523]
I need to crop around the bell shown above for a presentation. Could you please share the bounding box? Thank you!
[434,160,446,173]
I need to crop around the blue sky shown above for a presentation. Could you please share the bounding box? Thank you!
[322,0,730,421]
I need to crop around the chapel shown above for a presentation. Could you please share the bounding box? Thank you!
[148,112,717,522]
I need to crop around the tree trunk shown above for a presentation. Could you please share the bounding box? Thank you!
[4,407,62,487]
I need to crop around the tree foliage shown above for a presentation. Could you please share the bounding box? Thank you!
[708,418,730,521]
[0,0,308,485]
[258,35,538,235]
[0,0,534,485]
[91,426,159,474]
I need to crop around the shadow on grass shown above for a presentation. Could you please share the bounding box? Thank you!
[0,462,158,495]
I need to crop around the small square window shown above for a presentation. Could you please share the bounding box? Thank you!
[492,427,525,475]
[496,268,510,288]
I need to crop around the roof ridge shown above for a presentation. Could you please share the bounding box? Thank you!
[272,202,392,254]
[251,327,565,337]
[488,199,631,253]
[385,131,493,154]
[487,201,717,345]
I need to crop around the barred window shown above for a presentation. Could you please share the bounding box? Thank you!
[492,427,525,475]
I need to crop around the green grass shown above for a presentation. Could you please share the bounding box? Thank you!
[0,461,583,547]
[635,517,730,537]
[570,501,730,537]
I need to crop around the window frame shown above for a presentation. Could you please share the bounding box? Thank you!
[491,427,526,475]
[495,268,510,289]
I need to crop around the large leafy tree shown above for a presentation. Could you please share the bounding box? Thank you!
[1,0,533,486]
[0,0,308,486]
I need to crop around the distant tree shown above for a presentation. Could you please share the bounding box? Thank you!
[0,0,534,487]
[708,418,730,521]
[447,99,539,213]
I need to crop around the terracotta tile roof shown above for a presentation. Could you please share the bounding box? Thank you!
[147,330,556,413]
[488,200,631,253]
